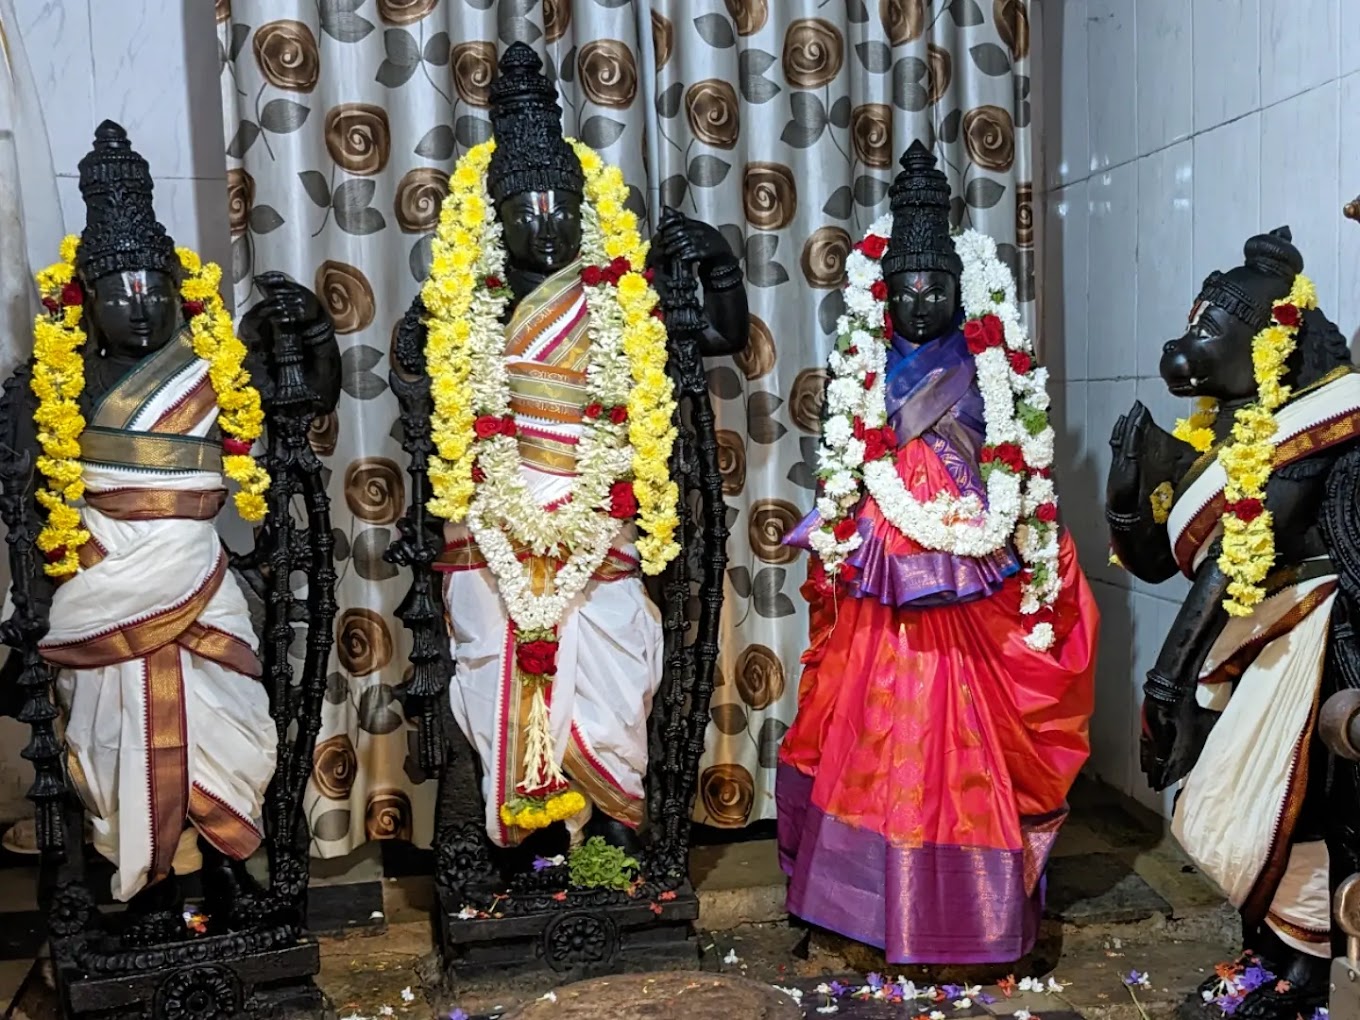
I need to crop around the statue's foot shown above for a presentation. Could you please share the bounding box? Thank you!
[120,874,187,948]
[584,812,642,857]
[200,848,266,930]
[1233,975,1327,1020]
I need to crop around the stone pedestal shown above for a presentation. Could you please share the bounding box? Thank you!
[501,971,801,1020]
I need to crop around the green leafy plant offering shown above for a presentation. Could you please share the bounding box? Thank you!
[568,836,638,891]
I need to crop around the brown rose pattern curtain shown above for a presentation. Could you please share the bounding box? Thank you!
[216,0,650,856]
[652,0,1035,827]
[217,0,1034,852]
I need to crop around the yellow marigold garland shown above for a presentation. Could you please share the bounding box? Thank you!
[31,237,269,577]
[1171,274,1317,615]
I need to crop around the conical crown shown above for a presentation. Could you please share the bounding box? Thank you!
[1195,226,1303,333]
[486,43,583,202]
[75,120,176,284]
[881,139,962,279]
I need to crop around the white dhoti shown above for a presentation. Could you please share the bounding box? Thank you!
[37,331,276,901]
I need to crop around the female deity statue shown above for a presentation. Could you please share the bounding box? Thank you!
[392,43,746,861]
[1,121,334,949]
[1108,227,1360,1020]
[778,141,1098,964]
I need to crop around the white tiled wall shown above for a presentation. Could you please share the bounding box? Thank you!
[13,0,230,279]
[1037,0,1360,816]
[0,0,230,821]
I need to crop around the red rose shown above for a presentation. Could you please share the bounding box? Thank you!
[584,402,603,419]
[581,266,604,286]
[41,297,58,313]
[643,268,656,283]
[484,275,503,290]
[994,442,1025,472]
[1273,303,1300,327]
[182,299,206,318]
[471,464,486,483]
[963,313,1005,355]
[852,416,866,439]
[518,777,570,799]
[863,371,877,390]
[1035,502,1058,523]
[499,416,517,437]
[980,446,995,464]
[857,234,888,260]
[1227,497,1264,523]
[473,414,502,439]
[1007,350,1033,375]
[1034,466,1052,478]
[652,307,665,320]
[832,517,858,541]
[863,429,890,462]
[608,480,639,519]
[870,279,889,301]
[60,282,83,307]
[847,344,858,355]
[222,437,253,456]
[609,256,631,279]
[609,406,628,425]
[44,545,66,564]
[516,638,559,676]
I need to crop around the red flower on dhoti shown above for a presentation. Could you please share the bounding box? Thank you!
[963,313,1005,355]
[1226,497,1265,523]
[516,639,559,677]
[608,480,638,519]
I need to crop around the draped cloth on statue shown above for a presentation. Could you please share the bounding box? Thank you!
[437,262,663,848]
[1165,369,1360,960]
[778,328,1097,964]
[37,332,275,902]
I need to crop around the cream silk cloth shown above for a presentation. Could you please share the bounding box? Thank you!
[438,264,663,848]
[37,333,276,901]
[1164,370,1360,958]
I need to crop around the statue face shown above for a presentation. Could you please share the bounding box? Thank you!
[88,270,180,357]
[1159,301,1259,400]
[886,270,958,345]
[498,190,583,274]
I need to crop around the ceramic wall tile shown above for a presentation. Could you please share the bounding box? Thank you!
[1087,580,1135,795]
[1338,73,1360,346]
[1260,0,1339,108]
[1135,0,1193,156]
[1052,380,1088,483]
[1344,12,1360,75]
[1260,81,1340,309]
[1087,164,1138,380]
[55,175,81,239]
[1192,112,1261,283]
[154,178,232,296]
[1087,0,1138,174]
[12,0,94,175]
[1042,0,1091,189]
[1191,0,1260,130]
[1135,142,1193,378]
[89,0,225,181]
[1043,181,1089,382]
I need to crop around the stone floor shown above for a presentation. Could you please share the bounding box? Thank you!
[0,779,1240,1019]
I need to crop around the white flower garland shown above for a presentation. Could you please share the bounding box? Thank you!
[812,217,1063,651]
[449,170,654,632]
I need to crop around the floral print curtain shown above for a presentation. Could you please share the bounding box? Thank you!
[218,0,1033,854]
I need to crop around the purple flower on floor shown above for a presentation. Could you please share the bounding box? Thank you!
[1216,994,1241,1016]
[866,973,884,991]
[829,981,848,997]
[1311,1009,1330,1020]
[941,984,964,999]
[450,1010,469,1020]
[978,993,997,1005]
[1237,966,1272,994]
[1123,971,1150,989]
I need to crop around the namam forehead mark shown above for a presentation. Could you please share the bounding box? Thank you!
[1187,299,1208,327]
[533,192,557,215]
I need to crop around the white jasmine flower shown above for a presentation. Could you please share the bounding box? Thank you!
[931,1011,947,1019]
[1047,978,1065,994]
[723,949,740,965]
[401,987,416,1003]
[378,1007,395,1018]
[456,906,478,920]
[953,998,972,1009]
[1015,1011,1033,1020]
[540,991,558,1002]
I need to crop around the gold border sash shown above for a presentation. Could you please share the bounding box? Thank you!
[81,428,223,474]
[85,488,227,521]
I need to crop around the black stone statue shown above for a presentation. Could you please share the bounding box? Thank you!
[1107,227,1360,1020]
[387,43,747,984]
[0,121,338,1019]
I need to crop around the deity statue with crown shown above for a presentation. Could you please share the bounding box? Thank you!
[391,43,747,861]
[1108,226,1360,1020]
[777,141,1098,964]
[0,121,338,955]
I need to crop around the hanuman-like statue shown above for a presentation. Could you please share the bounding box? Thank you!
[1108,227,1360,1019]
